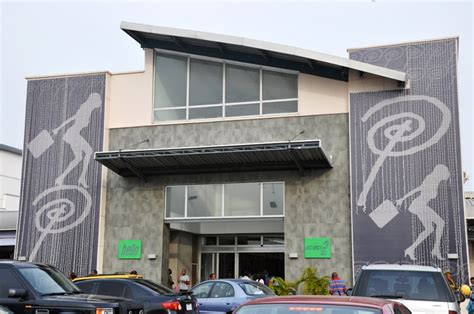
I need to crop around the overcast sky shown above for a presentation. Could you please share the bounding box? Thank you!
[1,0,473,189]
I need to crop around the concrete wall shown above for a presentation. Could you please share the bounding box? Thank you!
[102,113,351,284]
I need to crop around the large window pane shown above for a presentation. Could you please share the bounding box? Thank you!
[225,64,259,103]
[188,185,222,217]
[224,183,260,216]
[262,101,297,115]
[189,106,223,119]
[190,59,223,106]
[263,183,284,215]
[262,70,297,100]
[154,109,186,121]
[225,103,259,117]
[166,186,186,218]
[155,53,187,108]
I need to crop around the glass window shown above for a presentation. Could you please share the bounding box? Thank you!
[209,282,235,298]
[238,282,274,296]
[189,59,223,106]
[262,101,297,114]
[0,268,23,297]
[97,282,126,297]
[225,64,259,103]
[187,185,222,217]
[263,183,284,215]
[204,237,217,245]
[224,183,260,216]
[225,103,259,117]
[191,282,214,298]
[189,106,223,120]
[166,186,186,218]
[262,70,297,100]
[154,109,186,122]
[263,235,284,245]
[238,235,261,245]
[219,236,235,245]
[155,53,187,108]
[75,281,95,294]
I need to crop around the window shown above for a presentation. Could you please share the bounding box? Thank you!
[165,182,284,219]
[0,268,23,298]
[97,282,126,297]
[209,282,234,298]
[154,52,298,121]
[75,281,95,294]
[191,282,214,298]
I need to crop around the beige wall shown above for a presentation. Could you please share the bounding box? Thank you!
[348,69,401,93]
[299,74,348,115]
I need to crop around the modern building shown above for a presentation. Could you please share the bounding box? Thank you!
[0,144,22,259]
[15,22,468,286]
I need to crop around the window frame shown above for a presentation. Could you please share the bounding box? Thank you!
[153,49,299,122]
[164,181,285,220]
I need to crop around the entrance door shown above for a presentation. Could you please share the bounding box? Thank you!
[239,253,284,280]
[218,253,234,279]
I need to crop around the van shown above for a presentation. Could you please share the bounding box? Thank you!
[349,264,461,314]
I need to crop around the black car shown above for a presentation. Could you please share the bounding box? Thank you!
[74,277,198,313]
[0,260,143,313]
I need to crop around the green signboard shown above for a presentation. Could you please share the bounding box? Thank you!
[304,237,331,258]
[118,240,142,260]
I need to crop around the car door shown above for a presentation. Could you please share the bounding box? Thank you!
[205,282,236,313]
[190,281,214,313]
[0,266,33,314]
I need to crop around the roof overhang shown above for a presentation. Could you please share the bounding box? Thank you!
[95,140,332,180]
[121,21,407,84]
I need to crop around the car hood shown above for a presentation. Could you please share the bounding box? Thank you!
[37,293,129,307]
[392,299,457,314]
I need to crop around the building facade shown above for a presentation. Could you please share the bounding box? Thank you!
[16,22,468,286]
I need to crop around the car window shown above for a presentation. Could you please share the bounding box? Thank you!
[0,268,23,298]
[97,282,126,297]
[239,282,274,296]
[18,266,80,295]
[393,303,412,314]
[123,285,133,299]
[235,304,382,314]
[75,281,95,294]
[134,279,173,295]
[354,269,454,302]
[191,282,214,298]
[209,282,234,298]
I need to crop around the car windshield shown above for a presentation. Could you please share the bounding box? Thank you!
[235,304,382,314]
[239,282,274,296]
[355,269,454,302]
[135,279,174,295]
[19,266,81,295]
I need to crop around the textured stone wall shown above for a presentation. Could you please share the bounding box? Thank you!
[103,114,350,283]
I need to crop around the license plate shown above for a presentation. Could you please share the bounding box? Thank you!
[186,303,192,311]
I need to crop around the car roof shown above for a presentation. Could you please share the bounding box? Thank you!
[0,260,53,269]
[362,264,442,272]
[198,279,261,284]
[73,274,144,282]
[241,295,401,308]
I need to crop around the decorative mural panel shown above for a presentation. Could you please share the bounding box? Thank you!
[349,39,468,283]
[16,74,106,276]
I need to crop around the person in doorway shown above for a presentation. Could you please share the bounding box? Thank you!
[329,272,347,296]
[240,271,251,280]
[89,270,98,276]
[130,270,138,275]
[68,272,77,280]
[168,268,174,289]
[470,277,474,291]
[209,273,216,280]
[178,268,190,292]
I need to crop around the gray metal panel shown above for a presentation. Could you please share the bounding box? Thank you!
[350,39,468,283]
[16,74,105,276]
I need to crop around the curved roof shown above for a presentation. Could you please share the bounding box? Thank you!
[121,21,406,84]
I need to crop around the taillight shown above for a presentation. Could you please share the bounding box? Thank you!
[162,301,182,311]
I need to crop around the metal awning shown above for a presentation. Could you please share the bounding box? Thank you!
[95,140,332,180]
[0,231,16,247]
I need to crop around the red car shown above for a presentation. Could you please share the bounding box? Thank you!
[234,295,412,314]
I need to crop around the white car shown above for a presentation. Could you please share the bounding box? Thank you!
[349,264,461,314]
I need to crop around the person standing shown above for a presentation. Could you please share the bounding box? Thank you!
[208,273,216,280]
[168,268,174,289]
[178,268,190,292]
[329,272,347,296]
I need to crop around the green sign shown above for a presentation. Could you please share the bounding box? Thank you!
[118,240,142,259]
[304,237,331,258]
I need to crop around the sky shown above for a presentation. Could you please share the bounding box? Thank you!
[0,0,473,189]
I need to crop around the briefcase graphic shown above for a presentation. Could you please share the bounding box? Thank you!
[27,130,54,158]
[369,199,399,228]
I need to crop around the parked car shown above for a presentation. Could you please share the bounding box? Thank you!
[74,274,198,313]
[0,260,143,313]
[190,279,274,313]
[348,264,460,313]
[234,295,412,314]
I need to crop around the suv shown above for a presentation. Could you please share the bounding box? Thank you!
[0,261,143,313]
[73,275,198,313]
[350,264,460,313]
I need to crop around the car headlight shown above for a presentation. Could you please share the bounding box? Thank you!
[96,308,114,314]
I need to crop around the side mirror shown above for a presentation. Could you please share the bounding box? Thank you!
[8,288,28,299]
[345,288,353,296]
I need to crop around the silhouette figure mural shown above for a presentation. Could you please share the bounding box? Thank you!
[26,93,101,262]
